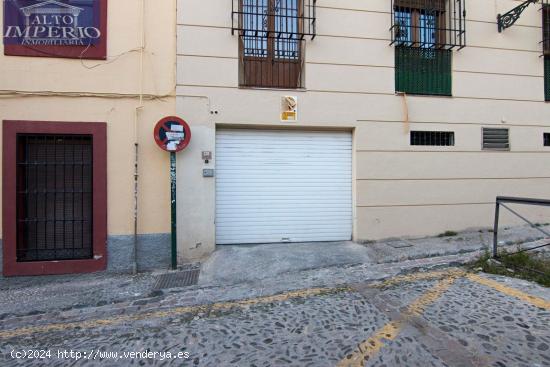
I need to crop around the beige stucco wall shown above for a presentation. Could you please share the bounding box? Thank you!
[0,0,176,238]
[177,0,550,261]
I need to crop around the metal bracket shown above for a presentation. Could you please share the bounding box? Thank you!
[498,0,539,32]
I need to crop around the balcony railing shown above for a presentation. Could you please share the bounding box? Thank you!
[543,1,550,55]
[390,0,466,50]
[232,0,315,89]
[232,0,316,40]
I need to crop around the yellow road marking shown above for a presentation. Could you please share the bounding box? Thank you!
[373,268,465,288]
[0,287,348,339]
[338,273,460,367]
[466,273,550,310]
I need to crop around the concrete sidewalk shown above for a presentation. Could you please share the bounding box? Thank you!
[198,241,371,285]
[198,224,550,286]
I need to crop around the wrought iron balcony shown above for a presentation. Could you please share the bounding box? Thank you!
[390,0,466,50]
[544,1,550,55]
[232,0,315,89]
[232,0,316,40]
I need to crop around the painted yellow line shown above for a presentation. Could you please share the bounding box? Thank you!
[338,274,460,367]
[373,268,465,288]
[337,321,400,367]
[0,287,348,339]
[0,269,459,340]
[466,273,550,310]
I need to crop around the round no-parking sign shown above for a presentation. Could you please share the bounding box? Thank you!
[153,116,191,152]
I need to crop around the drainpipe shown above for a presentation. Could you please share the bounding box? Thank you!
[133,0,146,274]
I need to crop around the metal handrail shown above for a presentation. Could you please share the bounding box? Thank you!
[493,196,550,257]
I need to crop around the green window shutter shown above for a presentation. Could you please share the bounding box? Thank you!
[395,47,452,96]
[545,56,550,102]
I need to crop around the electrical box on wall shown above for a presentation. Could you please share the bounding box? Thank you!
[203,169,215,178]
[202,151,212,162]
[281,96,298,122]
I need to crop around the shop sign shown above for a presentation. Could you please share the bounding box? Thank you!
[3,0,107,59]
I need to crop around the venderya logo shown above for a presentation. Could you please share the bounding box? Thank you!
[3,0,101,46]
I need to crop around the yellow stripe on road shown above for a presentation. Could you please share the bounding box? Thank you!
[466,273,550,310]
[338,274,460,367]
[0,287,348,339]
[374,268,465,289]
[337,322,401,367]
[1,269,460,340]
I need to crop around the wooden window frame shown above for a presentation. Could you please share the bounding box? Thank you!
[394,7,446,48]
[2,120,107,276]
[239,0,304,89]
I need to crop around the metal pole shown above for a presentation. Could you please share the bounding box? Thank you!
[493,202,500,258]
[170,152,177,270]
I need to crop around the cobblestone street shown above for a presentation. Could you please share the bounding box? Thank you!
[1,268,549,366]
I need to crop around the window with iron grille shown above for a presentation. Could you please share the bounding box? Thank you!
[544,133,550,146]
[546,56,550,101]
[544,3,549,56]
[410,131,455,146]
[391,0,466,50]
[482,128,510,150]
[545,4,550,101]
[391,0,465,96]
[16,135,93,262]
[232,0,316,89]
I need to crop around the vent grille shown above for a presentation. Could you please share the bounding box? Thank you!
[482,128,509,150]
[544,133,550,147]
[410,131,455,146]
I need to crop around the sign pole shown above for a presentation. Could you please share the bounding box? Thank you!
[154,116,191,271]
[170,152,177,270]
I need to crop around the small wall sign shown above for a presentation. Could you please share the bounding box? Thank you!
[154,116,192,153]
[281,96,298,122]
[3,0,108,59]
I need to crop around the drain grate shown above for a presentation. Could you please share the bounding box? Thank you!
[154,269,200,290]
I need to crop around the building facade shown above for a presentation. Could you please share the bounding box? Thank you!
[1,0,176,276]
[176,0,550,262]
[2,0,550,276]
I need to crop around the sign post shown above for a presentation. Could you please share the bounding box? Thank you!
[154,117,192,270]
[170,152,177,270]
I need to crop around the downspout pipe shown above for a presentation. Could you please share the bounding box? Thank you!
[133,0,146,274]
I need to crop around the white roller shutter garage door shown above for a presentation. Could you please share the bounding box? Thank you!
[216,129,353,245]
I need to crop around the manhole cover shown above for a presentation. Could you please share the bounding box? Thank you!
[154,269,200,290]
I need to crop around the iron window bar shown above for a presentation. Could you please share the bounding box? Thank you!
[543,2,549,51]
[410,131,455,146]
[232,0,317,40]
[390,0,467,51]
[545,56,550,101]
[492,196,550,258]
[233,0,314,89]
[16,134,93,262]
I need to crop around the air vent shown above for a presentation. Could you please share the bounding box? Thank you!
[410,131,454,146]
[482,128,509,150]
[544,133,550,146]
